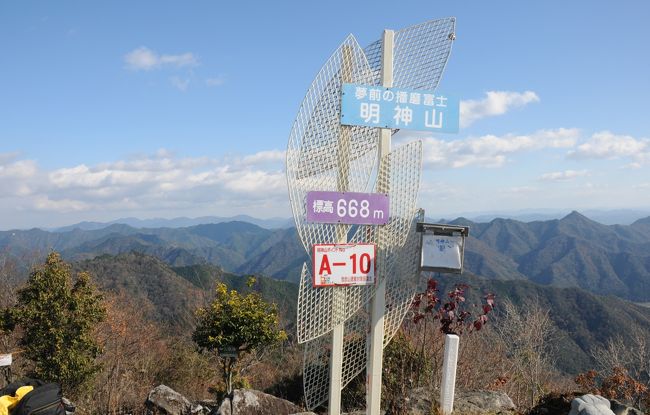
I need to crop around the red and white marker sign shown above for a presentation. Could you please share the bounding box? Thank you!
[312,243,376,287]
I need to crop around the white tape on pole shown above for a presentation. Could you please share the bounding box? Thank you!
[440,334,459,415]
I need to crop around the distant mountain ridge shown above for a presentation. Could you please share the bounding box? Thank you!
[451,211,650,301]
[33,208,650,233]
[2,211,650,301]
[436,208,650,225]
[51,215,293,232]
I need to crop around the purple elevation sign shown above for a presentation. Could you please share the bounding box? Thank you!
[306,191,390,225]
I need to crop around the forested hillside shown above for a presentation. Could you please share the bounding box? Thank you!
[70,252,299,332]
[71,252,650,374]
[435,274,650,374]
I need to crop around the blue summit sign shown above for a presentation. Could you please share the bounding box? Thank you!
[340,83,460,133]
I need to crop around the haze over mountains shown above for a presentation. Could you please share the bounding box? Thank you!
[51,215,293,232]
[447,208,650,226]
[27,208,650,233]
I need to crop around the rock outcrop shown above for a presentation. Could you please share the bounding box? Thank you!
[386,387,517,414]
[216,389,303,415]
[569,394,615,415]
[610,399,644,415]
[145,385,212,415]
[454,390,517,414]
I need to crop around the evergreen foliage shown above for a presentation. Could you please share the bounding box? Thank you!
[193,277,287,393]
[12,252,105,391]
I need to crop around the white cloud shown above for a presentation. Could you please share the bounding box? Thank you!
[0,158,40,198]
[124,47,198,71]
[170,76,190,91]
[49,165,109,188]
[241,150,285,166]
[0,159,38,179]
[504,186,538,194]
[568,131,650,164]
[409,128,579,169]
[33,196,90,212]
[540,169,588,181]
[0,149,288,220]
[0,152,20,164]
[460,91,540,128]
[206,76,226,87]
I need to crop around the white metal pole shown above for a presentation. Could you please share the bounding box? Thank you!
[366,29,394,415]
[328,45,354,415]
[440,334,460,415]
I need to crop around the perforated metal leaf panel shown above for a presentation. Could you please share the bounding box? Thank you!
[302,209,424,410]
[292,19,456,410]
[296,141,422,343]
[383,208,425,346]
[374,140,423,285]
[286,34,378,258]
[303,333,330,410]
[364,18,456,92]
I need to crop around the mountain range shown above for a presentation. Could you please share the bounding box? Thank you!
[2,211,650,375]
[32,208,650,232]
[50,215,293,232]
[2,211,650,302]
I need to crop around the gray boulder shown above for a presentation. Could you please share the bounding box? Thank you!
[454,390,517,414]
[216,389,303,415]
[146,385,192,415]
[569,394,615,415]
[403,387,435,415]
[395,388,515,414]
[610,399,644,415]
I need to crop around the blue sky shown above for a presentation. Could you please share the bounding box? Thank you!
[1,1,649,229]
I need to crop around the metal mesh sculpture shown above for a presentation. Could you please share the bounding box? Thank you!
[302,208,424,409]
[286,18,456,410]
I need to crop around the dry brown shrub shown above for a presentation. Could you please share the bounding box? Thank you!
[72,292,167,413]
[0,254,30,386]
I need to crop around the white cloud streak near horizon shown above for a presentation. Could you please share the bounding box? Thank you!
[540,169,589,181]
[568,131,650,167]
[2,126,649,228]
[404,128,580,168]
[124,47,198,71]
[460,91,540,128]
[0,150,287,218]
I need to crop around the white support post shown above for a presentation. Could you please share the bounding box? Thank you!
[329,321,344,415]
[366,29,394,415]
[329,45,354,415]
[440,334,460,415]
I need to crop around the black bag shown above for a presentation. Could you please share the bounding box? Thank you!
[0,378,45,396]
[1,379,64,415]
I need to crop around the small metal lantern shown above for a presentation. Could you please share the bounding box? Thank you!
[417,223,469,274]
